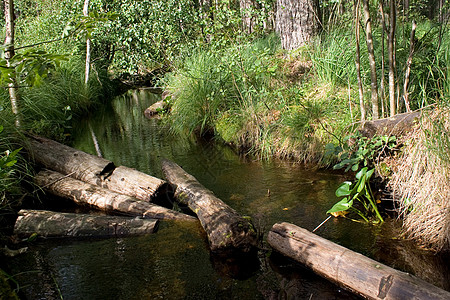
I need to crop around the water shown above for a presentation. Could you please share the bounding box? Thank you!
[6,90,450,299]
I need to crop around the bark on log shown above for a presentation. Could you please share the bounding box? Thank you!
[26,135,167,201]
[14,209,159,238]
[35,169,196,221]
[268,222,450,300]
[161,159,257,253]
[359,111,421,138]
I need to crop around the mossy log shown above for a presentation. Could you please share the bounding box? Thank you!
[267,222,450,300]
[14,209,159,238]
[26,135,167,201]
[35,169,196,221]
[359,111,421,138]
[161,159,257,253]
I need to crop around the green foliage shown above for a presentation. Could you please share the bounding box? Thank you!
[328,167,383,223]
[309,30,360,86]
[326,134,397,172]
[166,35,279,137]
[0,126,22,208]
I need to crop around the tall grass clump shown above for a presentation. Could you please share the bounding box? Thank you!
[166,34,354,163]
[389,107,450,252]
[0,58,113,140]
[309,30,360,86]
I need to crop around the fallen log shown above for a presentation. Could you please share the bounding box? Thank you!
[359,111,421,138]
[14,209,159,238]
[35,169,196,221]
[161,159,257,253]
[26,135,167,201]
[267,222,450,300]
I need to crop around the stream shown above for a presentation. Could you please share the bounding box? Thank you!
[6,89,450,299]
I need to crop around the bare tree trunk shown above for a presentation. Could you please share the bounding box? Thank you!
[276,0,320,50]
[4,0,20,128]
[355,0,366,121]
[388,0,396,116]
[380,0,387,118]
[83,0,91,86]
[362,0,379,119]
[438,0,446,23]
[403,21,416,112]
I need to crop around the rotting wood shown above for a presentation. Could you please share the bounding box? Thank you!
[35,169,196,221]
[26,135,167,201]
[267,222,450,300]
[14,209,159,238]
[161,159,257,253]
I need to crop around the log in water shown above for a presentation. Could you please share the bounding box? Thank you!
[14,209,159,238]
[35,169,196,221]
[268,222,450,300]
[162,159,257,253]
[26,135,167,201]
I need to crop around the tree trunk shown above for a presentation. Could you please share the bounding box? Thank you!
[268,222,450,300]
[161,159,257,253]
[275,0,319,50]
[362,0,379,119]
[388,0,396,116]
[83,0,90,85]
[14,209,159,238]
[355,0,366,121]
[403,21,416,112]
[26,135,167,202]
[34,169,196,221]
[240,0,255,34]
[380,0,387,118]
[4,0,20,128]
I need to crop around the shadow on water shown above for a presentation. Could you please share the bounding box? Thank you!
[5,89,450,299]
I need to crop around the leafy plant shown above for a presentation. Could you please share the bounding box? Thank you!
[325,133,397,172]
[0,126,22,207]
[327,167,384,223]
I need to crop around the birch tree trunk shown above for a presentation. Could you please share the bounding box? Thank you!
[276,0,319,50]
[83,0,91,86]
[4,0,20,128]
[362,0,379,119]
[388,0,396,116]
[355,0,366,121]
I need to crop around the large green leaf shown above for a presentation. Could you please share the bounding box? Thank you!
[335,181,352,197]
[327,198,353,214]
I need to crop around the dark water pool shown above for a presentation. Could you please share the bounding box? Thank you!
[6,90,450,299]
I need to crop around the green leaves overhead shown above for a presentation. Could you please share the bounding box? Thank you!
[0,49,68,87]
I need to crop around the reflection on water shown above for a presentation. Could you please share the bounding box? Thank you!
[6,90,450,299]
